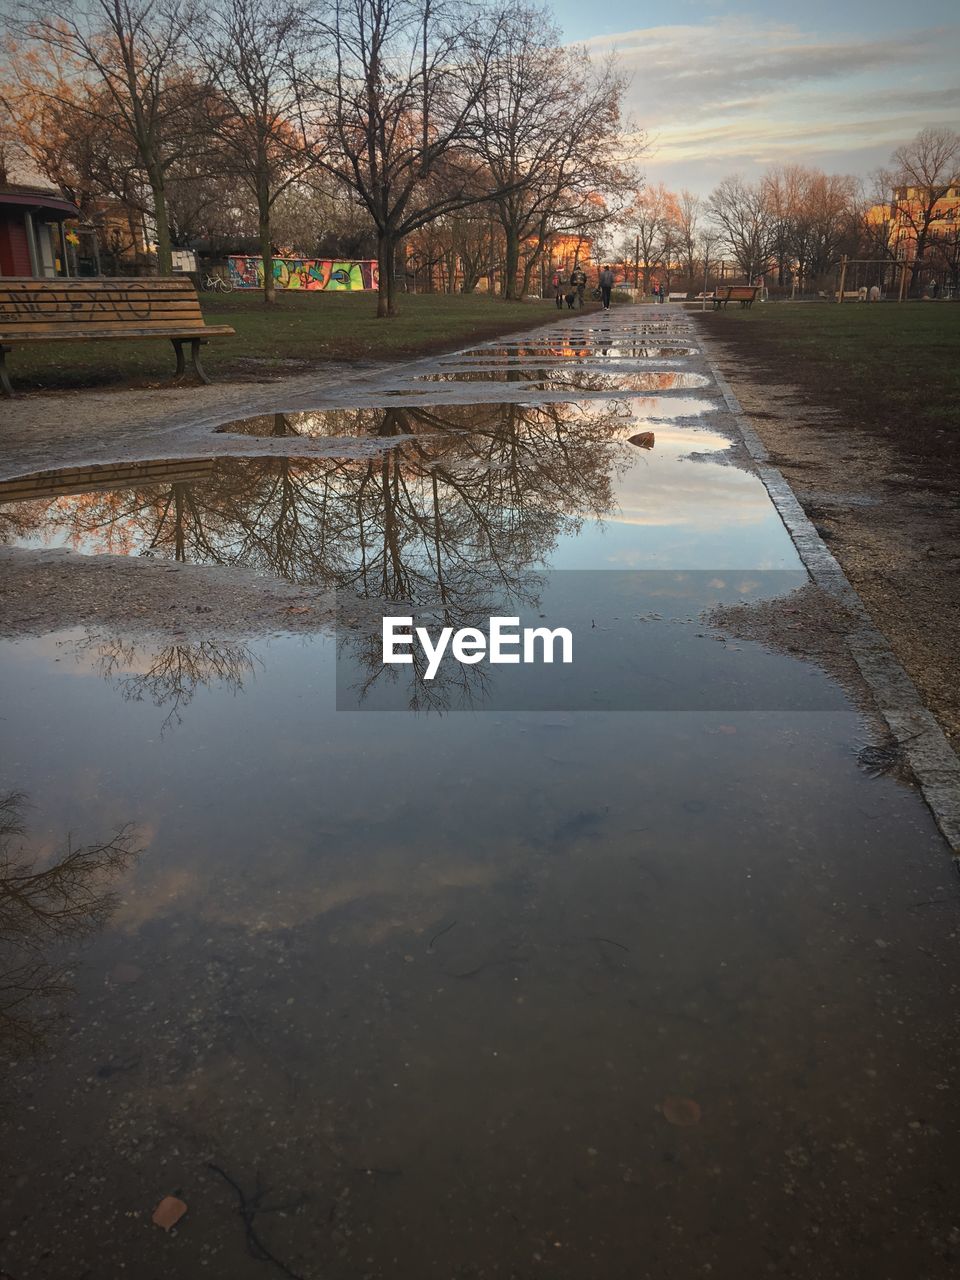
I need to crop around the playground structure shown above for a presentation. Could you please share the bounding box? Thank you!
[835,255,912,302]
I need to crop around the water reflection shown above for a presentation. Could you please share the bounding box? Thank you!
[74,634,261,733]
[0,791,140,1056]
[1,403,629,600]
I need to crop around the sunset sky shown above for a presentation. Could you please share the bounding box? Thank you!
[553,0,960,192]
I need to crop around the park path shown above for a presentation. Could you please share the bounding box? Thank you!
[1,303,959,1280]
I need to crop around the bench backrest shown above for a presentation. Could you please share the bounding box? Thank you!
[0,277,205,336]
[722,285,758,299]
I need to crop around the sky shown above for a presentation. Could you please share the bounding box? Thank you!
[551,0,960,193]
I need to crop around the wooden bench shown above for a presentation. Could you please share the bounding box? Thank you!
[711,285,760,310]
[0,277,235,396]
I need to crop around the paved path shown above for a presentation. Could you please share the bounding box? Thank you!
[1,304,959,1280]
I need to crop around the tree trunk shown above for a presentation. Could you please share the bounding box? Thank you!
[503,226,520,300]
[259,205,276,306]
[150,175,173,276]
[376,231,398,317]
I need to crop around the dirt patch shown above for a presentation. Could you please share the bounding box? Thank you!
[0,547,390,640]
[696,326,960,747]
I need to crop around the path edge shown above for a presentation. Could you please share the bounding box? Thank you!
[696,319,960,857]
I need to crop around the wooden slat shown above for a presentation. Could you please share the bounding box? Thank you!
[0,276,194,290]
[1,326,234,341]
[0,277,233,345]
[0,458,217,503]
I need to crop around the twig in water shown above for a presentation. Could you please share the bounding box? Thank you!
[207,1163,306,1280]
[427,920,458,951]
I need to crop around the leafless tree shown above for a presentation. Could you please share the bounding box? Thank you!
[888,127,960,293]
[672,189,701,284]
[467,6,632,299]
[707,174,773,282]
[9,0,204,273]
[194,0,316,303]
[299,0,508,316]
[622,182,676,293]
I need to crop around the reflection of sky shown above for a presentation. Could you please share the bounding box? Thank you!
[550,428,800,571]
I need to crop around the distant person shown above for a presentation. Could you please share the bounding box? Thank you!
[551,266,564,310]
[571,262,587,308]
[858,285,868,302]
[868,284,880,302]
[599,264,614,310]
[658,281,666,304]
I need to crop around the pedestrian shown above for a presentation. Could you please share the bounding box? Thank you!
[598,264,614,311]
[551,266,564,310]
[571,262,587,309]
[658,281,666,304]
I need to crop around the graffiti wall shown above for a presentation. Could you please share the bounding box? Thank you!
[227,256,378,291]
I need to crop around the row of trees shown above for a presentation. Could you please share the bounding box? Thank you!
[1,0,636,313]
[617,128,960,295]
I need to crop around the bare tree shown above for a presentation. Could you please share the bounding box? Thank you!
[707,174,773,282]
[671,188,701,284]
[300,0,507,317]
[888,127,960,293]
[623,182,676,293]
[9,0,203,273]
[467,6,631,300]
[194,0,315,303]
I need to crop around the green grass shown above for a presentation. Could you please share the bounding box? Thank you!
[699,301,960,456]
[6,290,597,393]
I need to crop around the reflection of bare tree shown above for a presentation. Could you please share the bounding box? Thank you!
[74,634,260,733]
[0,792,140,1057]
[3,401,630,708]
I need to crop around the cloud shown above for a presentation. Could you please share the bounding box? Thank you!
[584,17,960,190]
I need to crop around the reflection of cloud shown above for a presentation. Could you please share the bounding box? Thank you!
[585,17,959,187]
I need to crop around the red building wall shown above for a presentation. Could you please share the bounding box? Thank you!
[0,214,32,277]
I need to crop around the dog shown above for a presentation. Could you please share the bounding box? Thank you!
[564,292,576,310]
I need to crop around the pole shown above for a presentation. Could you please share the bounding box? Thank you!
[634,235,639,290]
[837,254,847,303]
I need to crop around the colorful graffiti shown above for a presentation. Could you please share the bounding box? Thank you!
[227,256,378,291]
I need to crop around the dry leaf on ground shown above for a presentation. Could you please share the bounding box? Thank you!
[152,1196,187,1231]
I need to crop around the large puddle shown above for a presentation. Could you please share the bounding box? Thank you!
[2,316,958,1278]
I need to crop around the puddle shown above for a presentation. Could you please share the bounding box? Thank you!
[414,369,711,390]
[0,414,784,574]
[449,344,697,359]
[3,325,959,1276]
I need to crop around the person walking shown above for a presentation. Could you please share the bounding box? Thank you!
[598,264,614,311]
[551,266,564,310]
[571,262,587,309]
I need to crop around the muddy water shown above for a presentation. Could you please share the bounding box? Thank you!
[1,310,958,1280]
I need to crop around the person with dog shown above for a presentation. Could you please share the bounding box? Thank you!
[551,266,565,310]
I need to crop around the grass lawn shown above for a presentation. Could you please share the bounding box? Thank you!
[5,290,600,393]
[698,301,960,459]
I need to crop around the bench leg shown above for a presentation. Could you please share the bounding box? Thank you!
[0,346,13,398]
[171,338,211,385]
